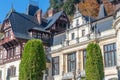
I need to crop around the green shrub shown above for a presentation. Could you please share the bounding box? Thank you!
[19,39,46,80]
[86,43,104,80]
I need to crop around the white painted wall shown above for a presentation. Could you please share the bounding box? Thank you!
[0,60,21,80]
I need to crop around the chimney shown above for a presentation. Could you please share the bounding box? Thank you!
[36,9,42,24]
[48,8,55,17]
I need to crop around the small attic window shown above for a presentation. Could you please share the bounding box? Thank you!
[4,19,11,30]
[5,20,9,25]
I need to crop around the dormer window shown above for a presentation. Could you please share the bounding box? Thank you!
[3,19,11,30]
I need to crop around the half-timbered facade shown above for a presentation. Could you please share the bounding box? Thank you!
[0,1,120,80]
[0,2,69,80]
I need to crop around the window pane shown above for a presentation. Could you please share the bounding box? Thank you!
[67,53,76,72]
[52,56,59,75]
[104,46,107,52]
[104,43,116,67]
[71,33,75,40]
[82,29,85,37]
[83,50,86,69]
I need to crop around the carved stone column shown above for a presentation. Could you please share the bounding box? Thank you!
[113,13,120,80]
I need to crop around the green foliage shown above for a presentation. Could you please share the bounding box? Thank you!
[86,43,104,80]
[49,0,80,16]
[62,0,75,16]
[19,39,46,80]
[50,0,63,11]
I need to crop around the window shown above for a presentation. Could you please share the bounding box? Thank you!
[5,30,10,37]
[67,53,76,72]
[7,66,16,77]
[38,33,41,38]
[7,48,13,58]
[83,50,87,69]
[32,32,37,38]
[82,29,85,37]
[52,56,59,75]
[76,19,79,26]
[104,43,116,67]
[15,45,20,54]
[71,33,75,40]
[7,47,18,58]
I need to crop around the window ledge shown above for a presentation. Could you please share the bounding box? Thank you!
[105,66,116,70]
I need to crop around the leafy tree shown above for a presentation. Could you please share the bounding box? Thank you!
[62,0,75,16]
[49,0,63,11]
[86,43,104,80]
[19,39,46,80]
[79,0,99,18]
[103,0,114,15]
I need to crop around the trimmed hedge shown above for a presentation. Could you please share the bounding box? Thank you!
[19,39,46,80]
[86,43,104,80]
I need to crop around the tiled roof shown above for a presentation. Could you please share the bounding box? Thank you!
[6,10,64,40]
[83,16,95,22]
[27,4,39,16]
[98,4,107,19]
[51,32,66,46]
[9,12,39,39]
[45,11,63,29]
[92,16,113,33]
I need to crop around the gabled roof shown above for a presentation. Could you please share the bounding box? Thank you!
[5,8,15,20]
[92,16,113,33]
[8,12,40,39]
[3,10,64,40]
[45,11,64,29]
[98,4,107,19]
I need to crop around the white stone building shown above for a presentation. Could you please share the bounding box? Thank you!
[0,1,120,80]
[48,4,120,80]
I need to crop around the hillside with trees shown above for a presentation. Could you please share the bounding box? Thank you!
[48,0,115,19]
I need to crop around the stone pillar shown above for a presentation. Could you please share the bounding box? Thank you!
[76,50,80,71]
[113,15,120,80]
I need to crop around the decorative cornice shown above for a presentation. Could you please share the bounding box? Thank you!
[113,17,120,29]
[50,34,116,54]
